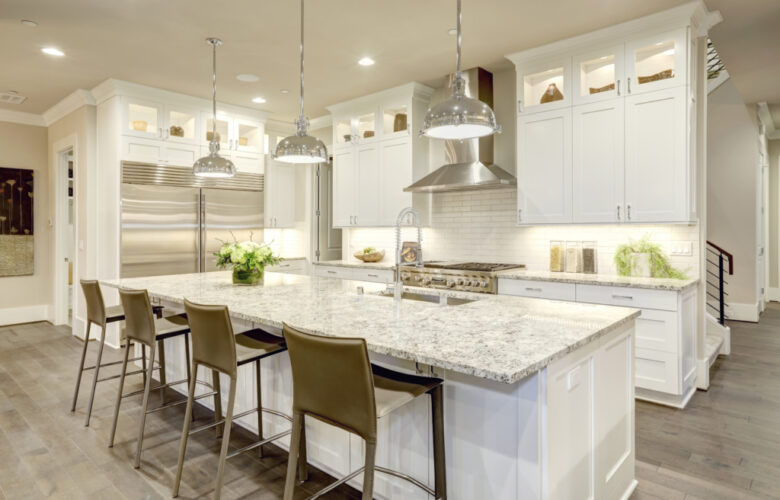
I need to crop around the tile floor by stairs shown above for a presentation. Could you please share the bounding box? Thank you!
[1,305,780,499]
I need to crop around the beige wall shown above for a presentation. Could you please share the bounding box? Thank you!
[0,121,50,323]
[47,105,97,329]
[707,78,760,312]
[768,138,780,288]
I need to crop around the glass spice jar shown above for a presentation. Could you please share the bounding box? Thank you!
[582,241,597,274]
[550,241,564,272]
[564,241,582,273]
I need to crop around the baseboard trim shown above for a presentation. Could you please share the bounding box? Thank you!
[636,384,696,409]
[727,302,759,323]
[768,287,780,302]
[0,304,50,326]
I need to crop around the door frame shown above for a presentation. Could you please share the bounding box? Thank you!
[52,135,79,327]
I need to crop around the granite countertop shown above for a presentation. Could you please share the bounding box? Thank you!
[496,269,699,291]
[313,259,395,270]
[102,271,638,384]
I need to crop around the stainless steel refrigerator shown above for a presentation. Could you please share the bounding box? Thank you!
[120,162,264,278]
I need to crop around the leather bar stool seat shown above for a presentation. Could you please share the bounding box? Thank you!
[172,299,293,500]
[372,364,441,417]
[109,289,193,469]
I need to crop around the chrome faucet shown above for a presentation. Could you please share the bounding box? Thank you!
[394,207,423,300]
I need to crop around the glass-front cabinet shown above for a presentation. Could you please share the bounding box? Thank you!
[518,57,571,114]
[333,112,379,147]
[125,98,162,139]
[573,45,624,105]
[625,29,687,94]
[201,114,231,150]
[234,118,263,153]
[334,117,354,146]
[381,103,409,138]
[165,106,199,144]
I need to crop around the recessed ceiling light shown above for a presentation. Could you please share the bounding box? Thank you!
[252,97,266,104]
[661,48,675,56]
[358,57,375,66]
[280,89,289,94]
[448,28,457,35]
[21,20,38,28]
[236,74,259,82]
[41,47,64,57]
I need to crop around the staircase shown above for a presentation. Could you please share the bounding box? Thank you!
[702,241,732,385]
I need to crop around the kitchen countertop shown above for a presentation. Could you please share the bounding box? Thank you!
[102,271,639,384]
[496,269,699,291]
[313,259,395,270]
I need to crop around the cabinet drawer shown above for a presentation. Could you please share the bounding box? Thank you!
[314,266,353,280]
[352,268,394,283]
[268,260,307,275]
[575,284,677,311]
[635,309,678,353]
[497,279,576,301]
[635,348,679,395]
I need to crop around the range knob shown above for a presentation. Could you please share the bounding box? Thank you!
[414,274,423,282]
[446,280,456,288]
[479,281,489,288]
[401,272,410,281]
[464,280,472,287]
[456,279,464,286]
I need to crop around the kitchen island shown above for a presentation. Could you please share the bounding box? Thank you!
[103,271,639,500]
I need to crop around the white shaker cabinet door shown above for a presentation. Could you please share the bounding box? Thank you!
[624,86,687,222]
[379,136,413,226]
[516,108,573,224]
[265,158,295,228]
[354,142,381,227]
[332,147,356,228]
[573,98,625,223]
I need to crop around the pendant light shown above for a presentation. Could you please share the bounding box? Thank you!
[193,38,236,178]
[419,0,501,140]
[273,0,328,164]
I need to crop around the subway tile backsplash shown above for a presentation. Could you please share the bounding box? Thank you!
[345,190,700,278]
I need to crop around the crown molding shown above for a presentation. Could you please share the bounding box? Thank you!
[0,109,46,127]
[42,89,96,126]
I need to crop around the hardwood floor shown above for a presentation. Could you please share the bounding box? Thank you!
[2,308,780,499]
[633,303,780,500]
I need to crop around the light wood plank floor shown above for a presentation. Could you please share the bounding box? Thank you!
[2,308,780,499]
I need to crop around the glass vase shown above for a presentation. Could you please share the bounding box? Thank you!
[232,267,264,286]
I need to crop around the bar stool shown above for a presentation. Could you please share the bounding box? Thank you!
[282,323,447,500]
[72,279,162,427]
[172,299,294,500]
[107,288,195,468]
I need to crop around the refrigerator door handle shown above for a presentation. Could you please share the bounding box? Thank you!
[198,192,205,272]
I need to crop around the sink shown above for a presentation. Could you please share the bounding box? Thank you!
[376,290,475,306]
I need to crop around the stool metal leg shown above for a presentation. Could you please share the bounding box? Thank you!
[214,375,236,500]
[157,338,167,404]
[255,359,264,458]
[108,342,132,448]
[431,385,447,499]
[298,415,308,482]
[71,321,92,412]
[283,412,304,500]
[184,334,193,422]
[362,441,377,500]
[141,345,147,386]
[84,324,107,427]
[173,362,199,498]
[212,369,223,438]
[134,341,157,469]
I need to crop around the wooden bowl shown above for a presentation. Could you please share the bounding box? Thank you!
[354,250,385,263]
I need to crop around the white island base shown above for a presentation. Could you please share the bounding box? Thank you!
[144,305,635,500]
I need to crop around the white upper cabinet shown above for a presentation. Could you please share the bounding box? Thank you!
[233,118,264,154]
[624,87,687,222]
[164,105,200,145]
[573,45,625,105]
[328,82,432,228]
[625,29,687,95]
[516,56,572,115]
[124,98,164,139]
[573,98,625,223]
[264,158,296,228]
[517,108,572,224]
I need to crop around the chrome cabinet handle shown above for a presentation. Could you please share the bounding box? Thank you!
[327,270,336,274]
[525,287,543,292]
[617,80,621,96]
[517,100,523,113]
[612,294,633,300]
[617,205,621,220]
[354,215,358,225]
[627,77,632,94]
[627,204,632,220]
[517,209,522,223]
[368,273,379,278]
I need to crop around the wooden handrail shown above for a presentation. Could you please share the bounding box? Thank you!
[706,241,734,275]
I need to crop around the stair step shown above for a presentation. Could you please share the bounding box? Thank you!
[705,334,724,368]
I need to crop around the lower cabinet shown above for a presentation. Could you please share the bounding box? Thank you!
[500,279,697,408]
[266,259,307,275]
[313,264,394,284]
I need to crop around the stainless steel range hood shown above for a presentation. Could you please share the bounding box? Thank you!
[405,67,516,193]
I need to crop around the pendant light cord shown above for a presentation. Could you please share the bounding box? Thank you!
[212,40,218,142]
[455,0,462,79]
[298,0,305,128]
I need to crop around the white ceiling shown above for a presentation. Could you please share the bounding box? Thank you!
[1,0,701,121]
[705,0,780,106]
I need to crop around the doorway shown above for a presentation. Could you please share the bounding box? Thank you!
[61,148,75,324]
[53,139,77,328]
[312,161,341,262]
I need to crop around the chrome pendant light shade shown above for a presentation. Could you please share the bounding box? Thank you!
[193,38,236,178]
[420,0,501,140]
[274,0,328,164]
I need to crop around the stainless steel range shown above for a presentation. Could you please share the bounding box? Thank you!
[399,261,525,294]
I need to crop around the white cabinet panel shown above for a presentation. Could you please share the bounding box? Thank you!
[122,136,165,164]
[332,148,355,227]
[497,279,576,301]
[352,268,394,283]
[313,265,353,280]
[232,151,263,175]
[265,159,295,228]
[573,99,625,223]
[517,108,572,224]
[123,97,163,140]
[635,308,678,353]
[164,142,200,166]
[625,29,687,95]
[624,87,687,222]
[379,137,413,226]
[635,348,679,394]
[516,56,573,114]
[573,44,625,105]
[355,143,380,227]
[575,284,677,311]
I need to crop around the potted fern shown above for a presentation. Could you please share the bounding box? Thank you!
[215,234,281,285]
[614,235,686,279]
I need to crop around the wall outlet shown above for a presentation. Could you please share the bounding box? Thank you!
[669,241,693,256]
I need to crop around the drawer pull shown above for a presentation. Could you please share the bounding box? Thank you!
[326,270,337,274]
[612,294,633,300]
[525,287,543,292]
[367,274,379,278]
